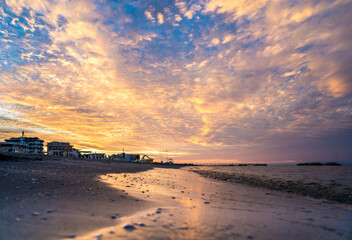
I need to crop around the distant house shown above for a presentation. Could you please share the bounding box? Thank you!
[47,142,81,157]
[0,141,28,153]
[47,142,73,157]
[82,153,106,159]
[71,148,80,158]
[5,136,44,154]
[109,153,140,162]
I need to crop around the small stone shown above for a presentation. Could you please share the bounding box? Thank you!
[67,234,76,238]
[247,235,254,239]
[204,202,210,204]
[110,215,117,219]
[45,209,53,213]
[123,224,136,231]
[42,216,48,220]
[15,217,21,222]
[171,197,176,199]
[109,231,115,234]
[31,212,40,216]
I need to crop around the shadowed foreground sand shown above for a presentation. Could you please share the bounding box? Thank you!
[0,158,157,239]
[1,158,351,240]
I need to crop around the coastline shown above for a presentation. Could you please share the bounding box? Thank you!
[190,166,352,204]
[1,157,351,239]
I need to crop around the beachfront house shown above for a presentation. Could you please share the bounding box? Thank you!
[47,141,74,157]
[5,136,44,154]
[0,141,29,153]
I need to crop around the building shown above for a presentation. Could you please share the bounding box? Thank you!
[82,153,106,159]
[109,153,153,163]
[71,148,81,158]
[0,141,28,153]
[47,142,73,157]
[5,132,44,154]
[109,153,141,162]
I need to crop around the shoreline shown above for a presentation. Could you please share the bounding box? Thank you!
[191,168,352,205]
[1,157,351,239]
[77,167,352,240]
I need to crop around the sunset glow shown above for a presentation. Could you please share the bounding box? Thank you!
[1,0,351,163]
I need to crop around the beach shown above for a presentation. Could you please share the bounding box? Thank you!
[0,156,156,239]
[1,156,351,240]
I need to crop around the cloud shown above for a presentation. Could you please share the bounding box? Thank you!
[222,34,234,44]
[174,14,182,22]
[1,0,352,163]
[204,0,269,20]
[184,4,202,19]
[145,10,154,21]
[157,12,164,24]
[210,38,220,46]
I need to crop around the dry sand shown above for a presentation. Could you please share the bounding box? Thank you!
[0,156,157,239]
[1,156,351,240]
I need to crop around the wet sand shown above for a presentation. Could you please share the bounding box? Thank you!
[1,158,352,239]
[81,167,351,240]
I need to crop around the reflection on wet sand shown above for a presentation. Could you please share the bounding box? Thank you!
[77,168,352,240]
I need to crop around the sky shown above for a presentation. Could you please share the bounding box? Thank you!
[0,0,352,164]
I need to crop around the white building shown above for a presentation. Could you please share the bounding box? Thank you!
[5,133,44,154]
[0,142,29,153]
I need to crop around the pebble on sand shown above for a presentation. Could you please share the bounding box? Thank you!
[123,224,136,231]
[31,212,40,216]
[95,234,103,240]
